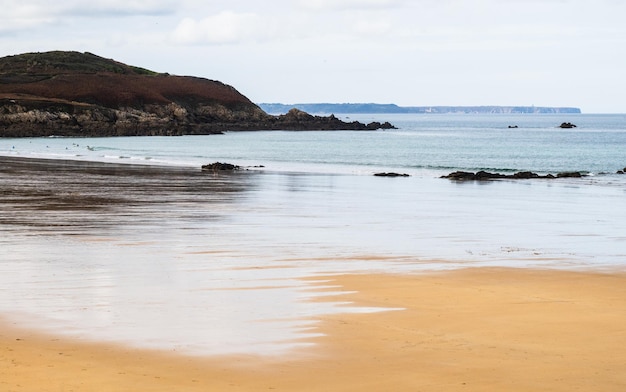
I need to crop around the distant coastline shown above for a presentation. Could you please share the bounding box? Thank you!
[259,103,582,115]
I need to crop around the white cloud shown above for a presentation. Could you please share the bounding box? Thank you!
[0,2,54,32]
[351,19,392,36]
[0,0,177,33]
[67,1,178,17]
[171,11,265,45]
[299,0,403,11]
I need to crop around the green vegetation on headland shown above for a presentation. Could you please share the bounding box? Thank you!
[0,51,394,137]
[259,103,582,115]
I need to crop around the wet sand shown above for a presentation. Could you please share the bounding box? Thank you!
[3,267,626,391]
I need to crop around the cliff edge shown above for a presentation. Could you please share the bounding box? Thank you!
[0,51,392,137]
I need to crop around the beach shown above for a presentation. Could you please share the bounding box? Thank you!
[1,150,626,390]
[3,268,626,391]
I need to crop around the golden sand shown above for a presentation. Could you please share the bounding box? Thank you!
[2,267,626,391]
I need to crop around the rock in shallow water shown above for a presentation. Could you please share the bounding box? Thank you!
[374,172,410,177]
[441,170,584,181]
[201,162,241,172]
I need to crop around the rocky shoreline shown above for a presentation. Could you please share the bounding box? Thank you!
[0,100,396,137]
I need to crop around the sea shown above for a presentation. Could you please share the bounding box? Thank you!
[1,113,625,356]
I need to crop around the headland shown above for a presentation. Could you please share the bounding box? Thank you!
[0,51,393,137]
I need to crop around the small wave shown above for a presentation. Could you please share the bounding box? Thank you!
[400,164,521,173]
[85,146,118,152]
[472,167,522,173]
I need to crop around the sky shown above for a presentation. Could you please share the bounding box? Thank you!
[1,0,625,113]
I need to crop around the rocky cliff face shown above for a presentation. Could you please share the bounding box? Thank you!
[0,96,269,137]
[0,51,391,137]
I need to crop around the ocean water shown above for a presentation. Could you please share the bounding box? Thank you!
[2,113,626,177]
[1,113,625,356]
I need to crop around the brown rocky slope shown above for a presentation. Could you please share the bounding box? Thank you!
[0,51,393,137]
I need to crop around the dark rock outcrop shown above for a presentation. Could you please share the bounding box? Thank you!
[254,109,396,131]
[556,171,583,178]
[374,172,410,177]
[511,171,543,179]
[442,171,506,181]
[442,170,584,181]
[559,122,577,128]
[201,162,241,172]
[0,51,394,137]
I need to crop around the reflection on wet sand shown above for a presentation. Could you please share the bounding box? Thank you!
[0,156,255,233]
[0,157,395,356]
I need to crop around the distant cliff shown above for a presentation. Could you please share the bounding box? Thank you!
[260,103,582,115]
[0,51,392,137]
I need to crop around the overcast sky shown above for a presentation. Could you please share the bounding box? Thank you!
[2,0,625,113]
